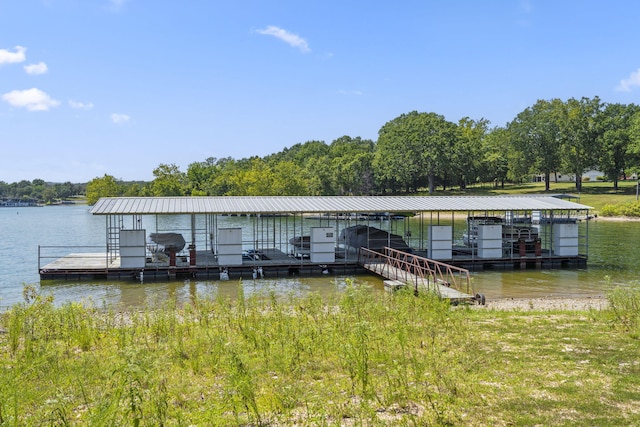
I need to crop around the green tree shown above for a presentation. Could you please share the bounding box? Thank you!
[86,174,121,205]
[453,117,489,189]
[53,182,76,199]
[202,157,236,195]
[329,136,375,195]
[187,157,220,196]
[226,158,275,196]
[375,111,457,194]
[558,97,603,191]
[598,103,639,189]
[482,127,511,188]
[0,181,8,198]
[508,99,563,191]
[150,163,187,196]
[267,140,330,166]
[625,110,640,176]
[304,155,335,195]
[271,161,311,195]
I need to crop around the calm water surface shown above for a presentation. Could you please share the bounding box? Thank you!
[1,205,638,310]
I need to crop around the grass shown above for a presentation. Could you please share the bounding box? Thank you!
[428,179,640,214]
[1,283,640,426]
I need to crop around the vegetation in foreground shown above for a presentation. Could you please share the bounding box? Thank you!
[1,283,640,426]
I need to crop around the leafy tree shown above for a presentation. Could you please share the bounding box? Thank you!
[626,110,640,175]
[482,127,511,188]
[329,136,375,195]
[598,103,640,189]
[86,174,121,205]
[0,181,8,198]
[508,99,564,191]
[304,155,335,195]
[200,157,236,195]
[53,182,77,199]
[41,186,57,204]
[149,163,187,196]
[233,158,278,196]
[187,157,220,196]
[271,161,311,195]
[558,97,603,191]
[453,117,489,189]
[332,152,375,195]
[267,140,330,166]
[375,111,457,194]
[329,135,374,158]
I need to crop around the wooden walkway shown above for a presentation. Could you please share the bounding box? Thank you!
[358,247,482,304]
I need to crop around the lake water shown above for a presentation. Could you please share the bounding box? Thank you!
[1,204,638,310]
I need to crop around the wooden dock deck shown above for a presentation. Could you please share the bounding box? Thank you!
[38,247,365,280]
[38,244,585,285]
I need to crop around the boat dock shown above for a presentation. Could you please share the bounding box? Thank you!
[38,246,364,281]
[39,195,593,282]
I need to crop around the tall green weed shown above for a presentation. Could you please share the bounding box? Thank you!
[607,283,640,337]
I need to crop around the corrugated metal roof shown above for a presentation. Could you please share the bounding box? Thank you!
[90,195,592,215]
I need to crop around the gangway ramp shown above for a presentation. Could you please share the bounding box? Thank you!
[358,247,484,305]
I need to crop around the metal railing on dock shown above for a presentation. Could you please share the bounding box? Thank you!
[358,246,472,297]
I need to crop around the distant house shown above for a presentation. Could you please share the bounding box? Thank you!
[532,170,606,183]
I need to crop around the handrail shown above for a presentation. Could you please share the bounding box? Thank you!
[358,247,472,295]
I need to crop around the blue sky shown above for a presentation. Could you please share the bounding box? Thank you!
[1,1,639,183]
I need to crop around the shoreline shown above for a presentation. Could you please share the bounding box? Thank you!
[419,211,640,222]
[474,295,609,311]
[590,215,640,222]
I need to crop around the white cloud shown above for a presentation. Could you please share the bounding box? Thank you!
[69,100,94,110]
[616,68,640,92]
[338,89,363,96]
[111,113,130,124]
[24,62,48,75]
[0,46,27,65]
[255,25,310,53]
[2,88,60,111]
[108,0,127,10]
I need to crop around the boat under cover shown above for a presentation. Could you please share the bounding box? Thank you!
[340,225,412,253]
[148,232,186,254]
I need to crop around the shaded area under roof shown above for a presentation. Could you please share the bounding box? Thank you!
[90,195,592,215]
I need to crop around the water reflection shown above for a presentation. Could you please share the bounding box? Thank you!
[471,269,603,299]
[38,275,384,310]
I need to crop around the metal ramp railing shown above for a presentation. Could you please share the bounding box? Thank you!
[358,246,474,300]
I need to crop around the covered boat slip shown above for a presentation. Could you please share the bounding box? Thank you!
[38,195,591,282]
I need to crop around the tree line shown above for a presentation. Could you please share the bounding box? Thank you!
[0,180,86,204]
[4,96,639,205]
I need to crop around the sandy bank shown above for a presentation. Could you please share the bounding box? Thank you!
[474,295,609,311]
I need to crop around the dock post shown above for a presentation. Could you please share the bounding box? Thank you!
[189,244,196,266]
[518,239,526,257]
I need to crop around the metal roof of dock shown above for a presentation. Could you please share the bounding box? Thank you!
[90,195,592,215]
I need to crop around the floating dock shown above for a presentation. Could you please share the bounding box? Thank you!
[39,195,592,281]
